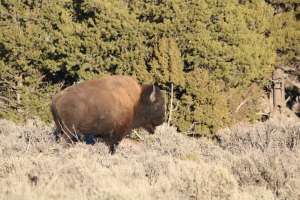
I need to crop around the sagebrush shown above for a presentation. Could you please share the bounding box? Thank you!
[0,117,299,199]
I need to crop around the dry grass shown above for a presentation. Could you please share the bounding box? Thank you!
[0,117,299,200]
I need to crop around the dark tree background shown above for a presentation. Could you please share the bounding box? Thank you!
[0,0,299,136]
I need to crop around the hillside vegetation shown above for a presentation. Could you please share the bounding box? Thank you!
[0,117,299,200]
[0,0,299,135]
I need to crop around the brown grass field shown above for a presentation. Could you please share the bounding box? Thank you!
[0,117,300,200]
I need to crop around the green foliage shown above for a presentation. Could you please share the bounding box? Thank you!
[150,38,185,87]
[263,0,300,67]
[0,0,295,135]
[178,69,231,135]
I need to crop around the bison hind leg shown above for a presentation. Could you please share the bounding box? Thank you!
[61,132,79,144]
[53,127,62,142]
[52,127,74,143]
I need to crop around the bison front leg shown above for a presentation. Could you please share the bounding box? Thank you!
[109,143,118,154]
[109,138,122,154]
[108,134,123,155]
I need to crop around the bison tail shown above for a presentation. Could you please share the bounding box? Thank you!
[50,103,63,141]
[50,103,77,143]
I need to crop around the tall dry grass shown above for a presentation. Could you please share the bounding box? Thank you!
[0,117,299,200]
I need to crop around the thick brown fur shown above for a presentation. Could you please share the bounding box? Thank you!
[51,75,165,153]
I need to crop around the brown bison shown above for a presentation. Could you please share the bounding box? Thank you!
[51,75,165,153]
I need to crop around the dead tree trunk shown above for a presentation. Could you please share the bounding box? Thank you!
[272,68,285,114]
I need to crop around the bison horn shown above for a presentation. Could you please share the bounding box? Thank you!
[150,85,156,102]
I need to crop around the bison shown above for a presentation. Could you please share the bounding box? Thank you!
[50,75,165,153]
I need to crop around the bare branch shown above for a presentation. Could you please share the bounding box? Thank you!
[285,96,291,104]
[235,97,250,113]
[167,83,174,126]
[278,66,300,76]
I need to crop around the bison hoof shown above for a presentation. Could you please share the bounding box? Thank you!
[83,135,96,145]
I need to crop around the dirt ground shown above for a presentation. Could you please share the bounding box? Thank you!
[0,117,299,200]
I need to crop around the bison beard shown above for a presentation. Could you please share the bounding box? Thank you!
[50,75,165,154]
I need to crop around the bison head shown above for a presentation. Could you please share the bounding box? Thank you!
[136,84,165,134]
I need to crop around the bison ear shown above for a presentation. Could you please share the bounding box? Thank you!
[149,85,156,103]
